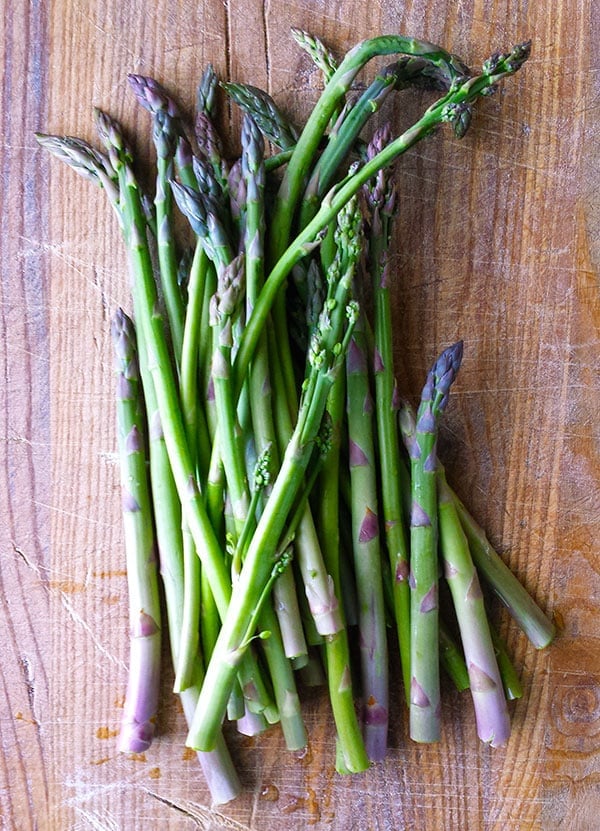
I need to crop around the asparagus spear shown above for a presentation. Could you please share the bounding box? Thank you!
[345,306,389,761]
[268,34,470,263]
[439,620,470,692]
[221,82,299,150]
[403,341,463,743]
[241,115,308,662]
[452,494,556,649]
[363,124,411,705]
[438,468,511,746]
[489,624,524,701]
[291,28,338,83]
[127,75,185,361]
[111,309,161,754]
[232,43,532,403]
[186,259,359,751]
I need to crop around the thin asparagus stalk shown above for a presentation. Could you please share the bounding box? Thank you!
[257,601,308,750]
[439,620,470,692]
[233,43,531,401]
[112,309,161,754]
[299,62,402,228]
[174,242,213,692]
[437,467,511,746]
[316,368,369,772]
[403,341,463,743]
[452,493,556,649]
[241,115,309,662]
[209,253,250,538]
[363,124,411,706]
[186,279,359,752]
[489,624,523,701]
[127,75,185,361]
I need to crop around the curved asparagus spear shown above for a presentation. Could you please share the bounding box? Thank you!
[111,309,161,754]
[233,43,531,399]
[268,34,470,263]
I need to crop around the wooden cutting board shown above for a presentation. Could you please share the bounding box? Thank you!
[2,0,598,828]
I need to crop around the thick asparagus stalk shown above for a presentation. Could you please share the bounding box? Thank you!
[111,309,161,754]
[403,341,463,743]
[346,308,389,761]
[438,468,511,747]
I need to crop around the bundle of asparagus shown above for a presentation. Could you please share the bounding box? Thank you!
[38,31,555,803]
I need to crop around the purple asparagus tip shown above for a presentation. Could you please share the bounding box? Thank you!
[127,74,180,117]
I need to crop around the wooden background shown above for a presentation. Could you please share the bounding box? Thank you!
[2,0,599,828]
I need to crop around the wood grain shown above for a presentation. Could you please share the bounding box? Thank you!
[1,0,599,828]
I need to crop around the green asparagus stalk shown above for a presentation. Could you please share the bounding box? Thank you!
[452,494,556,649]
[111,309,161,754]
[299,62,402,228]
[186,271,359,751]
[209,253,250,538]
[489,624,523,701]
[241,115,309,662]
[363,124,411,705]
[439,620,470,692]
[174,241,213,692]
[127,75,185,361]
[403,341,463,743]
[316,368,369,772]
[233,43,531,403]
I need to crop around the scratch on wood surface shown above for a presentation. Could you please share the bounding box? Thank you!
[73,806,121,831]
[143,789,253,831]
[59,592,126,669]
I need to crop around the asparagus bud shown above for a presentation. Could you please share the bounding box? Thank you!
[221,81,299,150]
